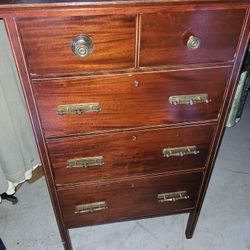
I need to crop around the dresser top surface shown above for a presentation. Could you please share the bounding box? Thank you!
[0,0,249,6]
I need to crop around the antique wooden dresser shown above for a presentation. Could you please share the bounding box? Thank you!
[0,0,249,249]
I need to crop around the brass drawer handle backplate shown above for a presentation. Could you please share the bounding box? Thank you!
[169,94,211,106]
[67,156,104,168]
[169,94,211,105]
[57,103,101,115]
[163,146,199,158]
[75,201,108,214]
[158,191,190,203]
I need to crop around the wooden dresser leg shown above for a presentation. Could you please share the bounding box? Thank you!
[61,229,73,250]
[185,210,198,239]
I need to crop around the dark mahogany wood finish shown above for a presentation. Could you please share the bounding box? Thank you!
[185,9,250,239]
[1,1,249,250]
[140,9,246,67]
[33,67,230,138]
[58,171,203,228]
[16,15,136,76]
[48,124,215,185]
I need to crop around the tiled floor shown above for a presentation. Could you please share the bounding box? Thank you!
[0,97,250,250]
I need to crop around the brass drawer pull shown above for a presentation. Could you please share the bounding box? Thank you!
[67,156,104,168]
[186,35,201,50]
[163,146,199,158]
[169,94,211,106]
[158,191,190,203]
[71,35,93,58]
[57,103,101,115]
[75,201,107,214]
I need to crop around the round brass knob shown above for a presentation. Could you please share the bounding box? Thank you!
[186,35,201,50]
[71,35,93,58]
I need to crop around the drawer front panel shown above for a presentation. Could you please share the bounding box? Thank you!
[16,15,136,76]
[33,67,230,138]
[58,172,203,228]
[140,9,245,67]
[48,125,214,186]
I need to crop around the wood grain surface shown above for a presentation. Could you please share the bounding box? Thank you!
[16,15,136,76]
[58,171,203,228]
[48,124,215,185]
[140,9,246,67]
[33,67,230,138]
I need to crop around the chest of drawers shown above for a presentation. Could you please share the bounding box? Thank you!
[1,1,249,249]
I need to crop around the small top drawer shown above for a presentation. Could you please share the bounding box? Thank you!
[16,15,136,77]
[140,9,246,67]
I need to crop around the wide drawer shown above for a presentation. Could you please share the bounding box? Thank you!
[16,15,136,76]
[58,172,203,228]
[48,124,214,186]
[33,67,230,138]
[140,9,245,67]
